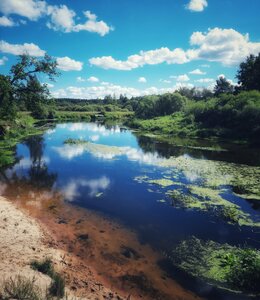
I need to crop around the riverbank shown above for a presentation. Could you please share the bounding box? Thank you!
[0,196,127,299]
[0,192,200,300]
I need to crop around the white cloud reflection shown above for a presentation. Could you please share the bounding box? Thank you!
[53,142,164,165]
[62,176,110,201]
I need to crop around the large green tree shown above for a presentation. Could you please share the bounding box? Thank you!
[0,54,59,119]
[236,53,260,91]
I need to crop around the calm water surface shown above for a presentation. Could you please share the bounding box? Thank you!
[1,122,260,299]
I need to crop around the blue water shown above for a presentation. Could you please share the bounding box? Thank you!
[1,122,260,299]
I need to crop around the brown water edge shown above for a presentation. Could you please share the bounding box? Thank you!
[3,183,201,300]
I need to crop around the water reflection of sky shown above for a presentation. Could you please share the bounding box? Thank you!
[1,122,259,257]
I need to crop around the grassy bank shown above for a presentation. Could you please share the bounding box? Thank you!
[0,113,46,168]
[128,112,198,138]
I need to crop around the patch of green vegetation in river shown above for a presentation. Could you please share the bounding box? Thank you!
[170,237,260,295]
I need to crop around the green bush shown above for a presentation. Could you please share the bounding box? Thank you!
[49,273,65,298]
[30,258,54,277]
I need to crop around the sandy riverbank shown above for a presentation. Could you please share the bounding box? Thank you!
[0,193,200,300]
[0,196,126,299]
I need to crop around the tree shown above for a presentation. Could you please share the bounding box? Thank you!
[0,54,59,120]
[0,75,16,119]
[214,76,234,96]
[236,53,260,91]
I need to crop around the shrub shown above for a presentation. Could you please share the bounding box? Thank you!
[49,273,65,298]
[0,275,42,300]
[30,258,54,277]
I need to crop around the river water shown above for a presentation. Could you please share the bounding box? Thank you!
[1,122,259,299]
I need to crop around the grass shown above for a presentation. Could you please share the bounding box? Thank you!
[55,110,133,122]
[128,112,198,137]
[0,276,42,300]
[30,258,65,298]
[30,258,54,277]
[170,237,260,294]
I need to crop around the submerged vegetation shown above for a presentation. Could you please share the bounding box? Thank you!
[171,237,260,294]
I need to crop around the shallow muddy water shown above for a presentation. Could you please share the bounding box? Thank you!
[1,122,260,299]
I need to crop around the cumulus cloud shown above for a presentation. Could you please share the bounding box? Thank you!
[186,0,208,12]
[0,56,8,66]
[90,27,260,70]
[46,7,112,36]
[89,47,191,70]
[189,68,206,75]
[0,40,45,56]
[87,76,99,82]
[72,11,113,36]
[56,56,83,71]
[0,0,46,20]
[0,1,112,36]
[47,4,75,32]
[190,27,260,66]
[52,82,194,99]
[0,16,16,26]
[138,77,147,83]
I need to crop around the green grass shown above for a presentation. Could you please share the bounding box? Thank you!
[0,275,43,300]
[128,112,198,137]
[30,258,65,298]
[171,237,260,294]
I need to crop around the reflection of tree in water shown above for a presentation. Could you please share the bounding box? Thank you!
[135,135,183,158]
[0,135,57,197]
[23,135,57,189]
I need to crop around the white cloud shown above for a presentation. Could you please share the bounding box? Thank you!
[0,56,8,66]
[0,40,45,56]
[89,47,191,70]
[47,4,75,32]
[189,68,206,75]
[186,0,208,12]
[72,10,113,36]
[195,78,214,83]
[46,7,112,36]
[57,56,83,71]
[76,76,85,82]
[0,1,112,36]
[190,28,260,66]
[0,0,46,21]
[89,28,259,70]
[138,77,147,83]
[87,76,99,82]
[0,16,16,27]
[52,82,194,99]
[160,79,171,84]
[171,74,190,82]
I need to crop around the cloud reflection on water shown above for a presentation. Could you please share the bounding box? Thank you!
[62,176,110,201]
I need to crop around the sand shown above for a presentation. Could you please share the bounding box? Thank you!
[0,196,125,299]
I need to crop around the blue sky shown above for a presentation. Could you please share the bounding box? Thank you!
[0,0,260,99]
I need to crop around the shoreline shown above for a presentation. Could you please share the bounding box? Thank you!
[0,192,200,300]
